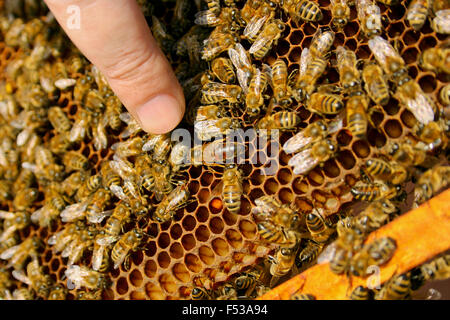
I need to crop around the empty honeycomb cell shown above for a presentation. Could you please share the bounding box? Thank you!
[102,289,115,300]
[159,273,177,294]
[188,180,200,194]
[403,30,421,46]
[367,128,387,147]
[263,178,278,194]
[225,229,243,249]
[249,187,265,201]
[387,22,405,38]
[145,241,157,257]
[355,44,371,59]
[289,30,303,45]
[408,65,418,79]
[336,129,353,146]
[312,190,328,203]
[279,187,294,203]
[384,119,403,138]
[222,209,238,226]
[157,251,171,269]
[418,75,437,93]
[195,225,210,242]
[211,238,229,257]
[144,260,157,278]
[172,263,190,283]
[130,290,146,300]
[387,3,405,20]
[185,201,197,214]
[198,245,215,265]
[182,215,196,232]
[384,99,400,115]
[181,234,196,251]
[200,171,213,187]
[209,217,224,234]
[277,168,292,185]
[198,188,210,204]
[145,282,165,300]
[344,38,357,51]
[131,250,144,266]
[239,197,251,215]
[110,267,121,279]
[195,206,209,223]
[400,109,417,128]
[116,277,129,295]
[293,177,309,194]
[184,253,202,273]
[129,269,143,287]
[323,159,340,178]
[50,258,59,272]
[188,166,202,179]
[419,36,437,52]
[169,242,184,259]
[352,140,370,159]
[307,169,324,186]
[403,47,419,64]
[337,150,356,170]
[239,219,257,240]
[295,197,313,211]
[277,40,290,56]
[157,233,171,249]
[147,223,159,238]
[288,46,302,62]
[44,250,53,263]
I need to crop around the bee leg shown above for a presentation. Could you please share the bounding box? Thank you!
[123,254,131,271]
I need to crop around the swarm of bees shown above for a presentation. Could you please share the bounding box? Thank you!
[0,0,448,300]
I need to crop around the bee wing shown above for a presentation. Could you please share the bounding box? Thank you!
[124,180,140,199]
[0,244,19,260]
[30,206,46,224]
[61,239,77,258]
[243,15,268,40]
[368,36,403,73]
[283,131,313,154]
[21,162,37,173]
[142,134,160,152]
[54,78,76,90]
[317,242,338,264]
[68,243,86,265]
[69,118,86,143]
[252,68,262,95]
[288,148,319,175]
[299,48,311,77]
[93,118,108,151]
[92,244,104,271]
[0,210,15,219]
[327,115,344,134]
[249,35,271,55]
[236,69,250,94]
[87,209,113,224]
[113,249,129,270]
[202,82,230,98]
[60,202,88,223]
[404,89,435,124]
[17,128,32,147]
[194,119,222,140]
[194,10,219,25]
[12,269,32,285]
[96,235,119,246]
[110,185,129,202]
[0,225,17,242]
[433,10,450,34]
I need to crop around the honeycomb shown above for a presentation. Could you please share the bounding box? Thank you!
[0,0,448,300]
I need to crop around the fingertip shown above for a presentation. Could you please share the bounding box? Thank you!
[136,94,185,134]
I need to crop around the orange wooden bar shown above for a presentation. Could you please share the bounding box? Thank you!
[258,188,450,300]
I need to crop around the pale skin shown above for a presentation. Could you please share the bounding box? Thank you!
[44,0,185,134]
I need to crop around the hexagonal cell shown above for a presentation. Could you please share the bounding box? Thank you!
[181,234,196,251]
[184,253,202,273]
[172,263,191,283]
[225,229,243,249]
[277,168,292,185]
[169,224,183,240]
[145,282,165,300]
[263,178,279,194]
[129,269,143,287]
[384,119,403,138]
[279,188,294,203]
[195,225,211,242]
[352,140,371,159]
[418,75,437,93]
[157,232,171,249]
[402,47,419,64]
[367,129,387,148]
[116,277,129,295]
[169,242,184,259]
[277,40,290,56]
[131,250,144,267]
[159,273,177,295]
[307,169,324,186]
[209,217,225,234]
[323,159,340,178]
[130,290,146,300]
[200,171,214,187]
[182,215,196,232]
[196,206,209,223]
[336,150,356,170]
[198,245,215,265]
[145,241,157,257]
[157,251,171,269]
[289,30,303,45]
[211,238,230,257]
[239,219,257,240]
[293,177,309,195]
[145,260,157,278]
[400,109,417,128]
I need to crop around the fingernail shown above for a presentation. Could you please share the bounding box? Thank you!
[136,94,183,134]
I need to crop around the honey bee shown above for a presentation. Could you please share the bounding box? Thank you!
[228,43,254,93]
[349,237,397,277]
[48,132,72,155]
[111,228,145,270]
[48,106,71,133]
[205,0,221,17]
[234,271,261,297]
[290,292,316,300]
[47,285,67,300]
[154,183,191,223]
[414,165,450,205]
[111,137,144,160]
[215,283,238,300]
[351,180,402,202]
[194,116,241,141]
[296,240,324,269]
[202,29,239,61]
[381,139,427,167]
[192,139,245,166]
[76,290,102,300]
[287,138,338,175]
[0,232,18,256]
[336,45,360,94]
[69,109,92,143]
[281,0,323,23]
[419,46,450,74]
[368,36,406,78]
[62,225,98,266]
[331,0,351,29]
[356,0,382,38]
[441,84,450,106]
[249,19,285,59]
[139,157,173,202]
[271,59,293,105]
[142,133,172,161]
[362,62,390,106]
[92,234,112,272]
[268,245,299,285]
[293,49,328,102]
[0,267,12,299]
[309,29,335,59]
[104,95,123,131]
[12,168,35,194]
[307,89,344,117]
[31,185,66,227]
[406,0,431,31]
[347,94,370,139]
[306,208,335,244]
[186,104,226,125]
[375,273,411,300]
[350,286,373,300]
[65,265,109,290]
[75,173,102,202]
[245,65,271,116]
[240,0,265,24]
[63,151,89,172]
[85,188,112,224]
[195,6,239,28]
[119,112,143,139]
[256,111,301,133]
[12,258,53,298]
[191,287,213,300]
[13,188,38,211]
[364,158,408,185]
[211,57,236,84]
[0,211,30,243]
[416,254,450,283]
[221,165,243,215]
[151,15,174,55]
[100,161,122,193]
[0,236,41,270]
[11,288,34,300]
[242,2,277,43]
[201,81,243,104]
[92,115,109,151]
[431,9,450,34]
[351,200,397,235]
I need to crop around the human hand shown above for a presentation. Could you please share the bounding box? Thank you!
[44,0,185,134]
